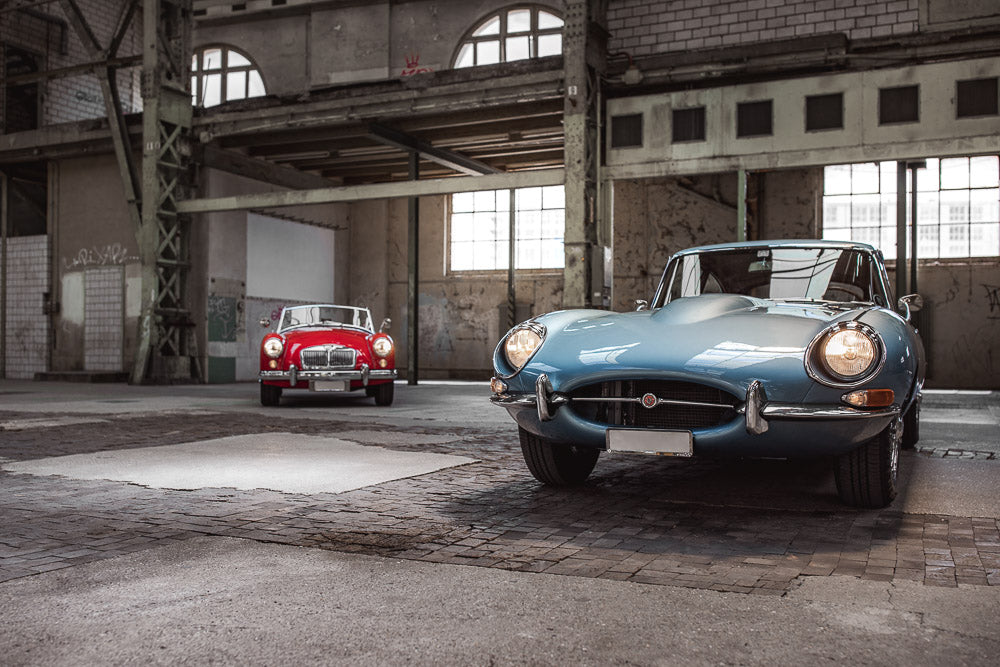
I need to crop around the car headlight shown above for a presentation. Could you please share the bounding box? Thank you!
[372,336,393,358]
[504,325,544,371]
[263,337,284,359]
[807,323,883,386]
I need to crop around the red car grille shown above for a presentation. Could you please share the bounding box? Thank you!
[300,346,357,369]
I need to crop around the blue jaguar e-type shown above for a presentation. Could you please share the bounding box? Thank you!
[490,240,925,508]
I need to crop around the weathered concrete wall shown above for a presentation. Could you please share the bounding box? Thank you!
[193,0,563,94]
[51,155,137,373]
[611,174,739,311]
[758,168,823,240]
[897,262,1000,389]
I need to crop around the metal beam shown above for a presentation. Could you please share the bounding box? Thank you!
[407,153,419,386]
[895,162,907,298]
[176,168,565,214]
[201,146,341,190]
[0,172,7,378]
[368,123,500,176]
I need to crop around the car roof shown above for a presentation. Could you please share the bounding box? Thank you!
[674,239,877,255]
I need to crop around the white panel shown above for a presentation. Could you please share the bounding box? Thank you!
[3,236,50,378]
[245,213,337,302]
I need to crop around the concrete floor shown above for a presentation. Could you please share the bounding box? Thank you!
[1,380,998,665]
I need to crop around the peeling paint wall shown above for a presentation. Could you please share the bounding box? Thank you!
[899,262,1000,389]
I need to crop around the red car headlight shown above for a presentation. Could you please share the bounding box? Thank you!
[372,336,393,358]
[262,337,284,359]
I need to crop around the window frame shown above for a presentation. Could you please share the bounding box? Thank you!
[191,44,266,108]
[821,156,1000,261]
[451,5,564,69]
[447,186,566,275]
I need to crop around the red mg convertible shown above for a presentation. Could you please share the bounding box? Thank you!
[258,304,396,406]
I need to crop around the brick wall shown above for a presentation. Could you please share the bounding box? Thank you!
[608,0,919,56]
[1,0,141,129]
[2,235,50,379]
[84,266,124,371]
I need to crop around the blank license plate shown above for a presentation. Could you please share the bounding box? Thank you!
[311,380,348,392]
[606,429,693,457]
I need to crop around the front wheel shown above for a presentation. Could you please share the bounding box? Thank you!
[370,382,394,406]
[260,383,282,407]
[834,418,901,508]
[518,427,599,486]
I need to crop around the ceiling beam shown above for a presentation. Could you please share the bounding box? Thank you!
[367,123,500,176]
[201,146,341,189]
[177,169,565,214]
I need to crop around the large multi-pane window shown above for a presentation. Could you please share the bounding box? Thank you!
[450,187,565,271]
[191,46,266,107]
[453,7,563,68]
[822,156,1000,258]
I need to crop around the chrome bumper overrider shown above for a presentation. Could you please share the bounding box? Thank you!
[489,374,900,435]
[260,364,396,388]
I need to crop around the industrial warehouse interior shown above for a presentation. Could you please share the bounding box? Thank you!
[1,1,999,664]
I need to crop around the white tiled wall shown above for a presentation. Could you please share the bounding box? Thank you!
[2,236,50,379]
[84,266,124,371]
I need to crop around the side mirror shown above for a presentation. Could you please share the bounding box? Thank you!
[259,317,271,328]
[897,293,923,320]
[379,317,392,333]
[635,299,649,311]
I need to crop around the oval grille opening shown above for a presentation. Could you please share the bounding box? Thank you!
[568,380,739,430]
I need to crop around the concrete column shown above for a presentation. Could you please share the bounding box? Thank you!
[561,0,605,309]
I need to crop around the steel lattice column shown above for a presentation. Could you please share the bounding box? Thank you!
[132,0,195,383]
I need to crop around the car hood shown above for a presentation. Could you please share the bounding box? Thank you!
[526,294,871,396]
[279,326,372,350]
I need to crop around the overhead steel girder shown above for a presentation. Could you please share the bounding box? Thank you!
[367,123,499,176]
[176,169,566,214]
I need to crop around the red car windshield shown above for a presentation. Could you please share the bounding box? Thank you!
[278,305,373,332]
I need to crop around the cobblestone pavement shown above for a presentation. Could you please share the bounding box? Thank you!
[3,407,998,595]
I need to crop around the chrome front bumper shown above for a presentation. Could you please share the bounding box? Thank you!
[489,374,900,435]
[260,364,396,388]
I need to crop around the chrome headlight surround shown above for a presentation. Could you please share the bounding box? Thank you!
[805,321,885,388]
[263,336,284,359]
[496,321,546,377]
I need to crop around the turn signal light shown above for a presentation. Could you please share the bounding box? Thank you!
[842,388,894,408]
[379,358,387,368]
[490,377,508,394]
[269,360,278,369]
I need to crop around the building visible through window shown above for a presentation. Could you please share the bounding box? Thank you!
[822,157,1000,259]
[453,7,563,68]
[450,186,565,271]
[191,46,265,107]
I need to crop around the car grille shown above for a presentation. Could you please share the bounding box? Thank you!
[568,380,739,430]
[300,346,357,370]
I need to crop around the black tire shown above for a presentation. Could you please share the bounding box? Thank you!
[372,382,394,406]
[260,383,282,407]
[902,399,920,450]
[834,418,901,508]
[518,426,599,486]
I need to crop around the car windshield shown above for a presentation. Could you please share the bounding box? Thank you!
[278,305,373,332]
[657,247,888,307]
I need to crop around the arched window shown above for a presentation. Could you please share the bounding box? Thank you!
[453,6,563,68]
[191,45,265,107]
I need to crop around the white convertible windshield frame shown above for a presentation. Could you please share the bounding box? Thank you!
[277,305,374,333]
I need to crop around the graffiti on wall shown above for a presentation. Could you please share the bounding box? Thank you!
[207,295,242,343]
[62,244,138,270]
[985,284,1000,320]
[400,54,432,76]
